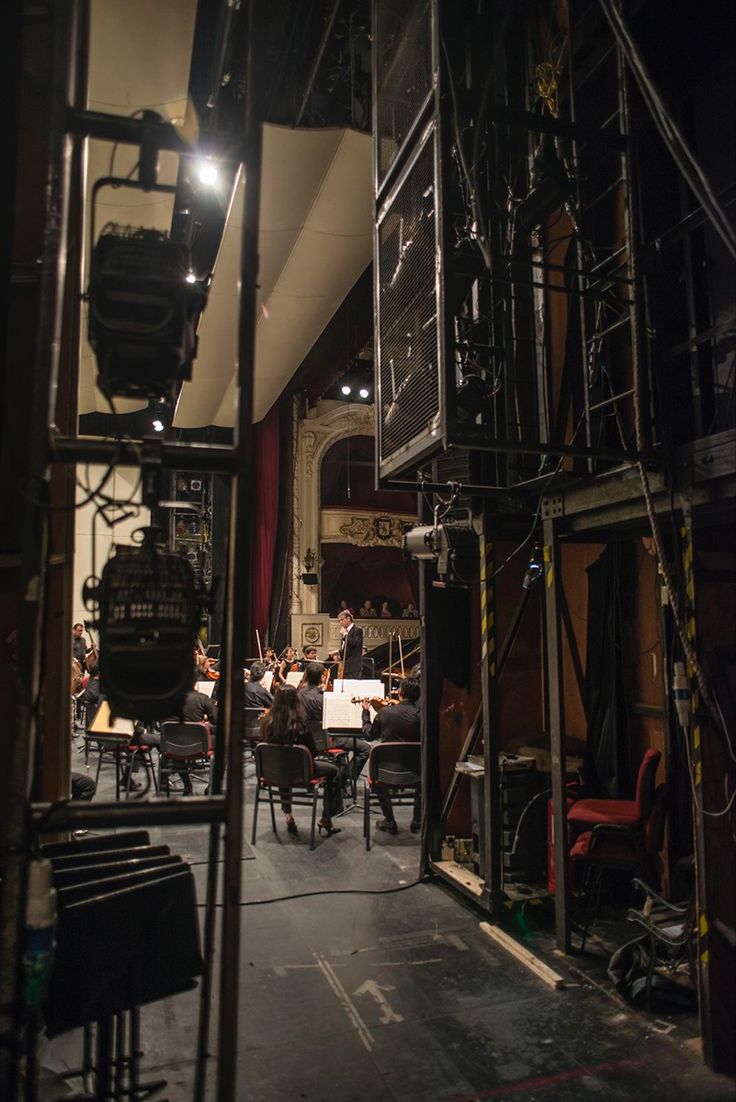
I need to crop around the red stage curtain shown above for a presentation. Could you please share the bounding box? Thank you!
[252,405,279,648]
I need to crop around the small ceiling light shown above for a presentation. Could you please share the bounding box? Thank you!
[341,384,352,396]
[197,161,219,186]
[185,272,197,284]
[359,387,370,399]
[152,419,165,433]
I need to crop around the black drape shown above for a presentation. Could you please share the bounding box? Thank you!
[584,545,630,797]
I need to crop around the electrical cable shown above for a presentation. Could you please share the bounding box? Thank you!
[195,877,429,907]
[599,0,736,262]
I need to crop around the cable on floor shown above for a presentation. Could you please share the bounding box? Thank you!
[195,877,430,907]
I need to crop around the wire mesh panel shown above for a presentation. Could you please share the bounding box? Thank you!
[376,126,443,478]
[374,0,434,190]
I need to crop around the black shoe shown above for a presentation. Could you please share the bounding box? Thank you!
[376,818,398,835]
[126,778,142,792]
[410,820,421,834]
[286,816,298,836]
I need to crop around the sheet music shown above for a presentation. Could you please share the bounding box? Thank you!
[285,671,304,687]
[88,700,135,736]
[196,680,216,698]
[261,671,274,693]
[322,693,363,730]
[332,679,384,697]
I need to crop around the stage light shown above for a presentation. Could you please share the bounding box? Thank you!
[185,272,197,284]
[152,419,165,433]
[341,384,352,396]
[359,387,370,399]
[197,161,219,186]
[87,227,206,400]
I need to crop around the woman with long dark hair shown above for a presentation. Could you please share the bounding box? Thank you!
[260,684,342,836]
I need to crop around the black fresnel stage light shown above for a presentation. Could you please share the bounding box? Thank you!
[87,227,207,402]
[403,509,478,588]
[85,527,201,720]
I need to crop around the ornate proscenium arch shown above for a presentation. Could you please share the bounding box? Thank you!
[291,403,417,620]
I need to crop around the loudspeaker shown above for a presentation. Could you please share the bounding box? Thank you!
[301,572,319,586]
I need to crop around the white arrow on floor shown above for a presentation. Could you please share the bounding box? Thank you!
[353,979,404,1024]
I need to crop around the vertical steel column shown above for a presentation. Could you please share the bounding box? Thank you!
[479,511,502,914]
[0,3,79,1096]
[543,516,570,951]
[680,523,712,1065]
[216,3,262,1096]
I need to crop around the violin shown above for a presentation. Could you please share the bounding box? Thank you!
[351,695,401,712]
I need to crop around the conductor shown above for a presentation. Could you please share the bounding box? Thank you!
[338,610,363,678]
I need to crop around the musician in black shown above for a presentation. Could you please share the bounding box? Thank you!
[245,661,273,709]
[72,622,89,670]
[361,676,421,835]
[338,610,363,678]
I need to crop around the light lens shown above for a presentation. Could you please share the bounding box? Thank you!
[359,387,369,398]
[341,384,352,396]
[198,161,219,186]
[185,272,197,284]
[152,419,165,433]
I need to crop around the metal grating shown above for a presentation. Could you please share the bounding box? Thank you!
[377,129,441,471]
[375,0,433,188]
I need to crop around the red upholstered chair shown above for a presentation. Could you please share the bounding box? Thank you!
[567,748,661,834]
[571,783,668,951]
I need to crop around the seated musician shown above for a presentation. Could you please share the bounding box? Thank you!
[263,647,278,671]
[361,676,421,835]
[302,645,319,664]
[299,662,368,787]
[245,660,273,709]
[277,646,301,683]
[159,668,218,794]
[260,684,343,837]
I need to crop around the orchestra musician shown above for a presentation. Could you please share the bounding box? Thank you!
[245,660,273,709]
[260,684,343,836]
[361,676,421,835]
[276,646,301,684]
[337,610,363,679]
[72,622,91,671]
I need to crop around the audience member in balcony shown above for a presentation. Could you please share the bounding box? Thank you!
[402,601,419,619]
[358,598,378,618]
[380,600,392,618]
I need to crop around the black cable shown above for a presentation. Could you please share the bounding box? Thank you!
[194,877,429,907]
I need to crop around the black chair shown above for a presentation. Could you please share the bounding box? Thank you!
[157,722,212,795]
[89,735,133,801]
[363,741,421,850]
[243,708,266,766]
[626,875,697,1009]
[251,743,328,850]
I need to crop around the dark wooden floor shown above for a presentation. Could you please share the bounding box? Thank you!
[40,746,735,1100]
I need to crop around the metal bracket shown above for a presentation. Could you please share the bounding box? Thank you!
[541,493,564,519]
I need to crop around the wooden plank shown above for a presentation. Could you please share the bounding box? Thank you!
[479,922,566,990]
[432,860,485,898]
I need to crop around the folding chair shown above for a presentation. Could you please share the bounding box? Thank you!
[363,741,421,850]
[251,743,328,850]
[157,722,212,795]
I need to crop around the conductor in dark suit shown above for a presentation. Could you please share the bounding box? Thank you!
[338,610,363,678]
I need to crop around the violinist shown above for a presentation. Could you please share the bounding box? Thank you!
[276,646,301,684]
[298,661,326,721]
[263,647,278,672]
[245,660,273,709]
[361,676,421,835]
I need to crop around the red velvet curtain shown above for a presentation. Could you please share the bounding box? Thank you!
[252,405,280,648]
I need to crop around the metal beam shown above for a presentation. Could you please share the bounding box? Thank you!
[32,797,226,832]
[49,435,239,473]
[542,517,570,951]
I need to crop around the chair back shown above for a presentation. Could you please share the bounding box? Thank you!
[634,748,661,819]
[160,722,210,759]
[244,707,265,742]
[368,741,421,787]
[307,719,328,752]
[255,743,314,788]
